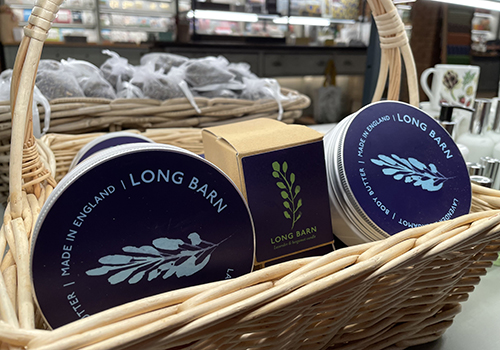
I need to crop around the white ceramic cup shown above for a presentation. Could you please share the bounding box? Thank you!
[420,64,480,111]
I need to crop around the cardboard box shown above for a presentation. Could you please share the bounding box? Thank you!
[203,118,334,264]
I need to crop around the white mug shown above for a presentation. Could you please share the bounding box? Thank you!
[420,64,480,111]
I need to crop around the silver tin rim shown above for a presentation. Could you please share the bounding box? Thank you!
[68,131,155,171]
[325,101,393,245]
[31,142,256,329]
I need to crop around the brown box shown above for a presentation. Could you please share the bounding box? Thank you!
[203,118,334,263]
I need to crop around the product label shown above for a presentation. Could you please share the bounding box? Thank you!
[32,148,255,328]
[242,141,334,263]
[343,101,471,235]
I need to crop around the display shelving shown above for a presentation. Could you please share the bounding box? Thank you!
[1,0,369,45]
[2,0,177,43]
[98,0,175,43]
[5,0,99,42]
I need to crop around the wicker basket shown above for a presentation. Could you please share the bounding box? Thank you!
[2,0,500,349]
[0,90,309,202]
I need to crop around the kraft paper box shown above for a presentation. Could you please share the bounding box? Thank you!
[202,118,334,264]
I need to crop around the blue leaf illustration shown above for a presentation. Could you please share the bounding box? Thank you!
[122,245,161,256]
[418,178,444,192]
[188,232,202,246]
[163,266,176,279]
[378,154,398,165]
[85,232,225,285]
[98,255,133,265]
[175,255,210,277]
[129,270,146,284]
[392,154,413,169]
[371,154,451,192]
[371,159,386,167]
[409,157,426,170]
[148,269,161,281]
[152,238,184,250]
[382,168,399,175]
[86,266,114,276]
[108,266,143,285]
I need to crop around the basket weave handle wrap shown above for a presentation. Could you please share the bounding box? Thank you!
[9,0,62,218]
[368,0,419,106]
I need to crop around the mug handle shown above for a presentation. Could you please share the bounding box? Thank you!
[420,68,435,101]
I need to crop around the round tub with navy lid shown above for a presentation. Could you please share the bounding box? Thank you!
[31,143,255,328]
[324,100,472,246]
[69,131,154,171]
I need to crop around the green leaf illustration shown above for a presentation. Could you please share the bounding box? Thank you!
[295,186,301,195]
[272,161,280,172]
[272,161,303,230]
[462,71,476,86]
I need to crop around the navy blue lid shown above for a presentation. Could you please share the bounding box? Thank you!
[71,132,153,168]
[342,101,471,235]
[31,144,255,328]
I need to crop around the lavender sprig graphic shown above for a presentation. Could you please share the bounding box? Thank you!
[272,161,302,229]
[85,232,227,285]
[371,154,451,192]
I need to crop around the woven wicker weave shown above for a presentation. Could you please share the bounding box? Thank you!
[2,0,500,349]
[0,93,308,137]
[2,199,500,350]
[0,84,308,202]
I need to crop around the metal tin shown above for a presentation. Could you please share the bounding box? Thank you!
[467,162,485,176]
[69,131,154,170]
[31,143,255,328]
[324,101,472,246]
[479,157,500,180]
[470,175,492,187]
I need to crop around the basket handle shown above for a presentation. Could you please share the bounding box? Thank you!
[7,0,418,217]
[9,0,61,218]
[368,0,419,106]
